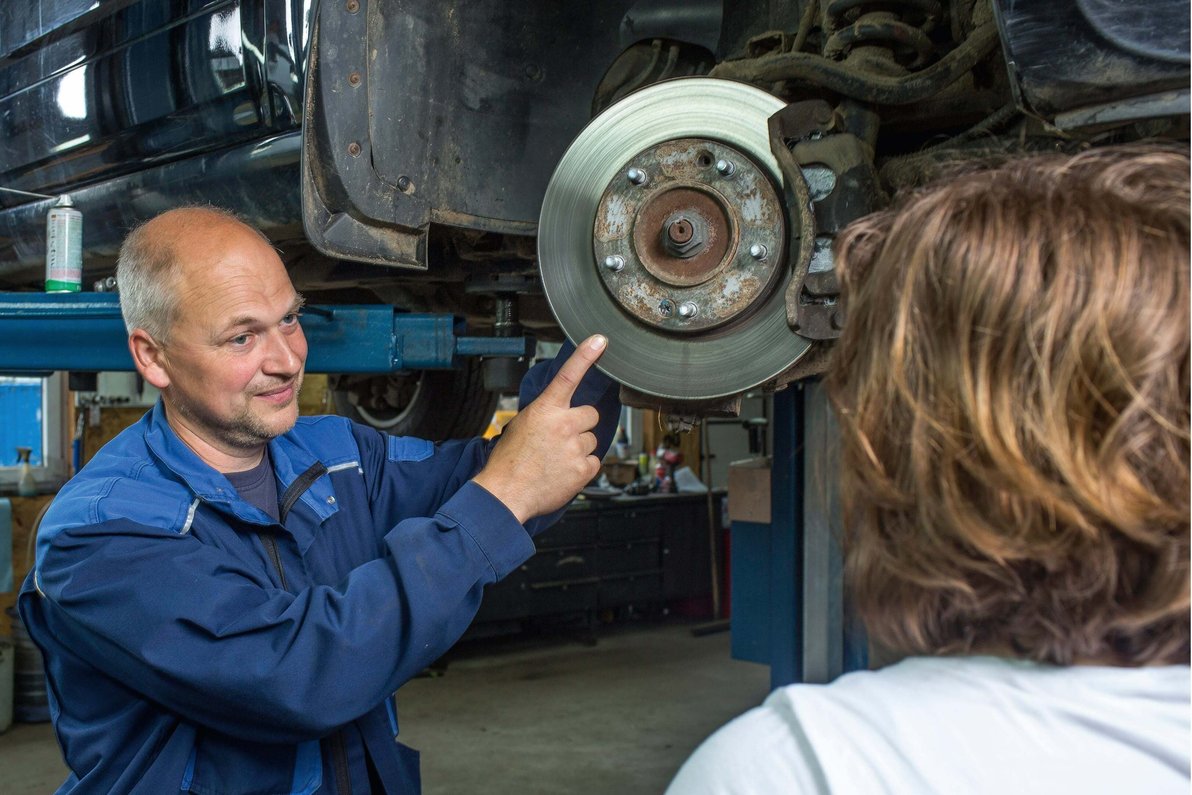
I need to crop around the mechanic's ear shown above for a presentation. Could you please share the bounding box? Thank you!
[129,329,171,390]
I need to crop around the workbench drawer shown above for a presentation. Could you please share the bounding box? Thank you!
[598,507,663,543]
[598,572,663,609]
[525,579,598,615]
[520,546,596,584]
[538,512,598,549]
[594,540,661,576]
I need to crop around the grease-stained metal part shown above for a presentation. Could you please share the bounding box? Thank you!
[801,165,838,202]
[677,301,699,319]
[626,167,649,185]
[539,78,812,402]
[663,215,705,258]
[593,137,786,334]
[715,158,736,176]
[769,98,884,344]
[603,254,626,271]
[749,243,769,260]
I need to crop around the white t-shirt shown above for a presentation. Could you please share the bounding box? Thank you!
[667,656,1190,794]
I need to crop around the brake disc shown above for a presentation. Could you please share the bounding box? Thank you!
[539,78,811,402]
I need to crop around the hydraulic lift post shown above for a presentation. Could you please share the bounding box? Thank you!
[732,382,868,690]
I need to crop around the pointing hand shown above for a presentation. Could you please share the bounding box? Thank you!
[472,335,608,523]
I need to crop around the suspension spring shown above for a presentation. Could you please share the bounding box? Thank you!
[823,0,941,71]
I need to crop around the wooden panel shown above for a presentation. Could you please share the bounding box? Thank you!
[0,494,54,636]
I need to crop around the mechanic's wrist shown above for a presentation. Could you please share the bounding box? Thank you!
[470,472,533,525]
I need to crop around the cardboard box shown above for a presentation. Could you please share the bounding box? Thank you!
[727,457,771,523]
[601,460,639,487]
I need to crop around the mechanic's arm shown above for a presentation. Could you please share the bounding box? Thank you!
[33,337,618,745]
[35,495,521,745]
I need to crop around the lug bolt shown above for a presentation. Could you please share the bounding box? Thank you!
[602,255,625,272]
[715,159,735,176]
[658,298,675,317]
[677,301,698,319]
[749,243,768,260]
[626,167,649,186]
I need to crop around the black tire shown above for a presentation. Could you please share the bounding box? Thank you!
[331,359,499,441]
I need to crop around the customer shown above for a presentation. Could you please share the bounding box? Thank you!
[19,206,621,794]
[668,145,1190,793]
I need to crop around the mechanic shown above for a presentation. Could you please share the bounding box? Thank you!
[668,145,1190,793]
[18,206,621,794]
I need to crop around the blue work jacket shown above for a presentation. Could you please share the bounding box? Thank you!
[18,350,619,794]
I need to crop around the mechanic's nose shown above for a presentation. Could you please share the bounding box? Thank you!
[264,326,307,375]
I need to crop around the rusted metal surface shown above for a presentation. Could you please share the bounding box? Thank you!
[633,187,731,285]
[618,386,744,431]
[766,100,822,335]
[592,137,786,334]
[709,23,999,106]
[765,99,883,343]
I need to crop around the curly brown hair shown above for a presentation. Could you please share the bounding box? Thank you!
[826,145,1190,666]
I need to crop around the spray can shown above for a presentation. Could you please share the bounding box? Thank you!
[45,195,83,292]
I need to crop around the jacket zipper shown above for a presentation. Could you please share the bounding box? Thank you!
[261,461,351,793]
[280,462,328,522]
[259,533,290,591]
[258,532,352,791]
[330,729,352,794]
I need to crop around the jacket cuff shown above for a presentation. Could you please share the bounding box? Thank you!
[437,481,535,579]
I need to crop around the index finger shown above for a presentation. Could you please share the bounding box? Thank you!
[539,334,608,406]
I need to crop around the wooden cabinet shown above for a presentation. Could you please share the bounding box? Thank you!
[473,492,725,628]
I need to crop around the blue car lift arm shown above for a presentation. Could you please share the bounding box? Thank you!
[0,292,533,373]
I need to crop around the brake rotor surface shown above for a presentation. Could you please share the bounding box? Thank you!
[539,78,811,401]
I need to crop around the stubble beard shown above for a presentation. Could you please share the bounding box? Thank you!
[174,373,304,451]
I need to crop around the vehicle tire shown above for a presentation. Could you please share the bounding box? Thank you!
[331,359,499,441]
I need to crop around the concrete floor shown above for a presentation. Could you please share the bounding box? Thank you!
[0,618,769,794]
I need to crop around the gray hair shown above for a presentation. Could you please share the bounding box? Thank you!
[116,220,180,342]
[116,206,265,342]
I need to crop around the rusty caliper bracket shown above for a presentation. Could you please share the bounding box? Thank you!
[768,99,885,382]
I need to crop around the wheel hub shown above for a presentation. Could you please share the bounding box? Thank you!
[594,138,786,333]
[538,78,811,402]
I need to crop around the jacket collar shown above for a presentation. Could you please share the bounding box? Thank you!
[143,400,340,540]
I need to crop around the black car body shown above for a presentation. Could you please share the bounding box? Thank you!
[1,0,1187,434]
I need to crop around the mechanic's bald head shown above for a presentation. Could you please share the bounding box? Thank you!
[117,206,274,343]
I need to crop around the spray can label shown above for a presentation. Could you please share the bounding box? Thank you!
[46,202,83,292]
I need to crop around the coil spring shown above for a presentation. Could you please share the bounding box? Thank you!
[823,0,941,70]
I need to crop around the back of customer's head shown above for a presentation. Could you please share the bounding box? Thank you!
[826,145,1190,667]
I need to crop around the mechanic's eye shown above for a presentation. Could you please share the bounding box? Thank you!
[231,334,251,346]
[282,312,300,326]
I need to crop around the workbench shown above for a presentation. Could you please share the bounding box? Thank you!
[472,491,726,629]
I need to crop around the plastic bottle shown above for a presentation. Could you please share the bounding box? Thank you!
[16,447,36,497]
